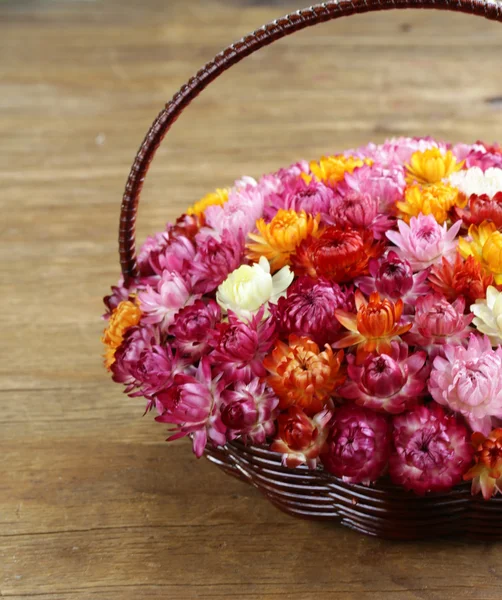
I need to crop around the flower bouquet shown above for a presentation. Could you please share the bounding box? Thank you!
[103,1,502,539]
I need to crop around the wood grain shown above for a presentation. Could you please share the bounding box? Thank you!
[2,0,502,598]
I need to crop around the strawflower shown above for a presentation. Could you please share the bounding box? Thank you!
[321,404,391,484]
[459,221,502,285]
[389,404,473,495]
[169,300,221,359]
[216,256,293,321]
[464,429,502,500]
[271,405,333,469]
[155,358,227,458]
[247,209,320,272]
[429,334,502,434]
[386,214,462,272]
[397,183,461,224]
[306,155,373,188]
[334,290,412,363]
[102,300,142,369]
[221,378,279,444]
[471,285,502,346]
[406,148,463,185]
[186,188,229,217]
[292,226,384,283]
[264,335,345,416]
[339,342,428,414]
[449,167,502,199]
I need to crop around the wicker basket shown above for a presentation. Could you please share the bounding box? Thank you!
[118,0,502,540]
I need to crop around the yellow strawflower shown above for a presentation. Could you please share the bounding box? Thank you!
[304,155,373,187]
[459,221,502,285]
[187,188,229,217]
[406,149,463,185]
[397,183,463,224]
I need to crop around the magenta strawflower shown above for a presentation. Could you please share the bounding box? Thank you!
[221,378,279,444]
[272,276,353,346]
[356,251,430,306]
[386,214,462,272]
[209,309,277,383]
[271,405,333,469]
[169,299,220,360]
[149,234,196,277]
[138,271,198,332]
[389,404,473,495]
[111,324,159,392]
[339,342,429,414]
[137,230,171,277]
[321,404,391,484]
[103,277,136,317]
[429,334,502,435]
[406,293,473,355]
[281,179,335,218]
[155,358,227,457]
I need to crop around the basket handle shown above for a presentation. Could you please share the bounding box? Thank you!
[119,0,502,284]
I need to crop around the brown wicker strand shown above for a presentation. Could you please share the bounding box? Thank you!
[119,0,502,283]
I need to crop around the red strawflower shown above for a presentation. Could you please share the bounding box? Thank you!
[389,404,473,495]
[428,253,495,307]
[271,405,333,469]
[169,299,220,360]
[321,404,391,484]
[291,226,384,283]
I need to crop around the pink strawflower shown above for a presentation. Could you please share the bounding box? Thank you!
[271,405,333,469]
[429,334,502,435]
[389,404,473,495]
[350,137,447,167]
[169,299,221,360]
[462,143,502,171]
[138,271,197,332]
[406,293,473,354]
[321,404,391,484]
[261,161,311,219]
[264,178,335,220]
[339,342,429,414]
[328,183,394,240]
[111,324,159,392]
[149,235,196,276]
[205,179,264,237]
[137,230,171,277]
[272,276,353,346]
[221,378,279,444]
[190,230,245,294]
[155,358,227,458]
[386,214,462,272]
[209,309,277,383]
[356,251,430,306]
[103,277,136,317]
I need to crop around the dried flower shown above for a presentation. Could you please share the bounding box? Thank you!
[292,226,384,283]
[471,285,502,346]
[307,155,373,187]
[187,188,229,217]
[210,309,277,383]
[155,358,227,458]
[459,221,502,285]
[397,183,461,224]
[428,253,494,306]
[247,209,320,272]
[264,335,345,416]
[406,148,463,185]
[272,276,353,346]
[221,378,279,444]
[429,334,502,434]
[386,214,462,272]
[216,256,293,321]
[271,405,333,469]
[449,166,502,199]
[339,342,428,414]
[464,429,502,500]
[334,290,412,363]
[102,300,142,369]
[321,404,391,484]
[169,300,221,360]
[279,178,335,217]
[389,404,473,495]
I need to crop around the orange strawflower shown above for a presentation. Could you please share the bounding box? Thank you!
[459,221,502,285]
[405,148,463,185]
[247,209,320,272]
[304,155,373,188]
[397,183,462,224]
[334,290,412,363]
[264,335,345,415]
[428,253,495,305]
[187,188,229,217]
[464,429,502,500]
[102,300,141,370]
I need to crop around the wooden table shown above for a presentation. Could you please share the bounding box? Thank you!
[2,1,502,598]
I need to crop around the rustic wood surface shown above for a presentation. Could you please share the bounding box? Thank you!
[2,0,502,598]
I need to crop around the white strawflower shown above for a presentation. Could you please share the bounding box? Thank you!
[471,285,502,346]
[217,256,293,321]
[449,167,502,199]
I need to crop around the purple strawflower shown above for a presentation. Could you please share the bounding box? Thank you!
[272,276,353,346]
[169,300,220,360]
